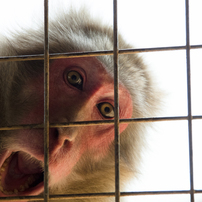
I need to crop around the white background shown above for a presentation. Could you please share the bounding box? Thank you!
[0,0,202,201]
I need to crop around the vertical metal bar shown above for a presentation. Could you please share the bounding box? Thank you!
[113,0,120,202]
[185,0,194,202]
[44,0,50,201]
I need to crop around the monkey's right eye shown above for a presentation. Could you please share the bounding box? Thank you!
[66,71,83,90]
[97,102,114,118]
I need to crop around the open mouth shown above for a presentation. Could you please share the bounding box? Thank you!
[0,151,44,196]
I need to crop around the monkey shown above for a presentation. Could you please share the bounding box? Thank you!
[0,8,161,202]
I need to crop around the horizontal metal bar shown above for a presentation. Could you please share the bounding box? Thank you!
[0,195,44,201]
[0,51,112,62]
[0,115,201,131]
[0,44,202,62]
[120,44,202,54]
[1,189,202,201]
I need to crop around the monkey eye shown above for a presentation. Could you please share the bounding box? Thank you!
[66,70,83,90]
[97,102,114,118]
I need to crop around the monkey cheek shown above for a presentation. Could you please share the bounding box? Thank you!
[48,151,82,185]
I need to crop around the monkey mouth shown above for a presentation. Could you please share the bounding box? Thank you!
[0,151,44,196]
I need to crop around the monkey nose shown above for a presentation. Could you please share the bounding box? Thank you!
[57,127,77,142]
[48,128,75,157]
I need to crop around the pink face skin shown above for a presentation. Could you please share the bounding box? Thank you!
[0,57,133,198]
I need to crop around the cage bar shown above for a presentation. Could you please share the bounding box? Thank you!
[43,0,50,201]
[113,1,120,202]
[0,115,202,132]
[185,0,194,202]
[1,44,202,63]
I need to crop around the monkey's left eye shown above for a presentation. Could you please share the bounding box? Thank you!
[97,102,114,118]
[66,71,83,90]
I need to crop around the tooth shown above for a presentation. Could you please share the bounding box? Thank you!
[0,167,5,172]
[8,191,13,195]
[2,162,7,168]
[3,190,8,195]
[14,189,18,194]
[28,175,35,185]
[19,185,25,192]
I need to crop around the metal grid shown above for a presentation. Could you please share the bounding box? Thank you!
[0,0,202,201]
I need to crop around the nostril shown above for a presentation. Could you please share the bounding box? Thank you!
[63,140,69,147]
[49,128,59,142]
[49,128,72,156]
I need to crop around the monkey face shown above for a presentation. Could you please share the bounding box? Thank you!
[0,57,133,197]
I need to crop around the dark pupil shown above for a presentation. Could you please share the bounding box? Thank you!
[104,107,110,113]
[71,75,77,80]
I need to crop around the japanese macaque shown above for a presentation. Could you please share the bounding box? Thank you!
[0,9,160,202]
